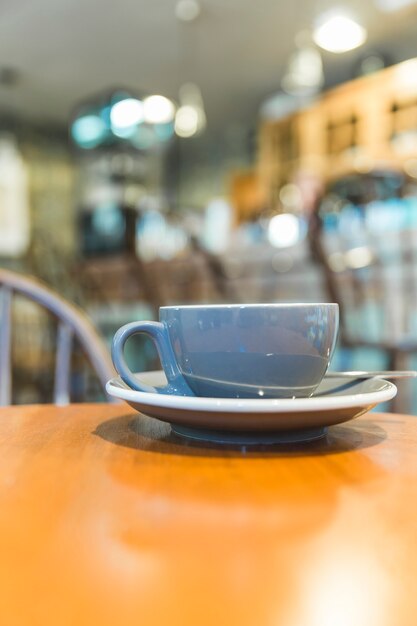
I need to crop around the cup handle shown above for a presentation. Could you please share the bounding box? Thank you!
[111,321,193,395]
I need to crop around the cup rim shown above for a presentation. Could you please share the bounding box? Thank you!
[160,303,339,310]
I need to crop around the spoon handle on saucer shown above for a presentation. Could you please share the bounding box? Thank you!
[326,370,417,379]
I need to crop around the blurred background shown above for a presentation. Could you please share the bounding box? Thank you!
[3,0,417,408]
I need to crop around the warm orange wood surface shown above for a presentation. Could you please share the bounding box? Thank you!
[0,404,416,626]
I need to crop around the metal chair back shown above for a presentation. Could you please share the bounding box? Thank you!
[0,268,115,405]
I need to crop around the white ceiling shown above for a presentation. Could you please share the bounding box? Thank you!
[1,0,417,133]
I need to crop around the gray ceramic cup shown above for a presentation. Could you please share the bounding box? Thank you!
[112,303,339,399]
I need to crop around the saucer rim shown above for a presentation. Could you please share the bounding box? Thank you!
[106,370,397,414]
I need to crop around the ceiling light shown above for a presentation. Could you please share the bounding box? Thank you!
[110,98,144,129]
[176,82,207,136]
[175,105,199,137]
[71,114,107,149]
[143,95,176,124]
[175,0,201,22]
[313,13,367,53]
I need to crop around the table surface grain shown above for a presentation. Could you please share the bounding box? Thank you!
[0,403,416,626]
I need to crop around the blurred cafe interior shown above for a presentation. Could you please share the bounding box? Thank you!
[3,0,417,409]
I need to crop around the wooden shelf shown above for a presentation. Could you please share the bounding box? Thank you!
[257,58,417,212]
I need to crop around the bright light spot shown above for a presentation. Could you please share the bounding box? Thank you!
[268,213,301,248]
[175,105,199,137]
[313,13,367,53]
[110,98,144,130]
[175,0,201,21]
[143,95,175,124]
[176,82,207,136]
[71,114,106,148]
[345,246,373,269]
[395,58,417,89]
[302,549,388,626]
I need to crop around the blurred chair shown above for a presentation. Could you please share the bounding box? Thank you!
[309,169,417,412]
[0,268,116,405]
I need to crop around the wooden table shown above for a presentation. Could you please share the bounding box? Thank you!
[0,404,416,626]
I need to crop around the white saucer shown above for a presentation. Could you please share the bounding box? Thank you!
[106,370,397,444]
